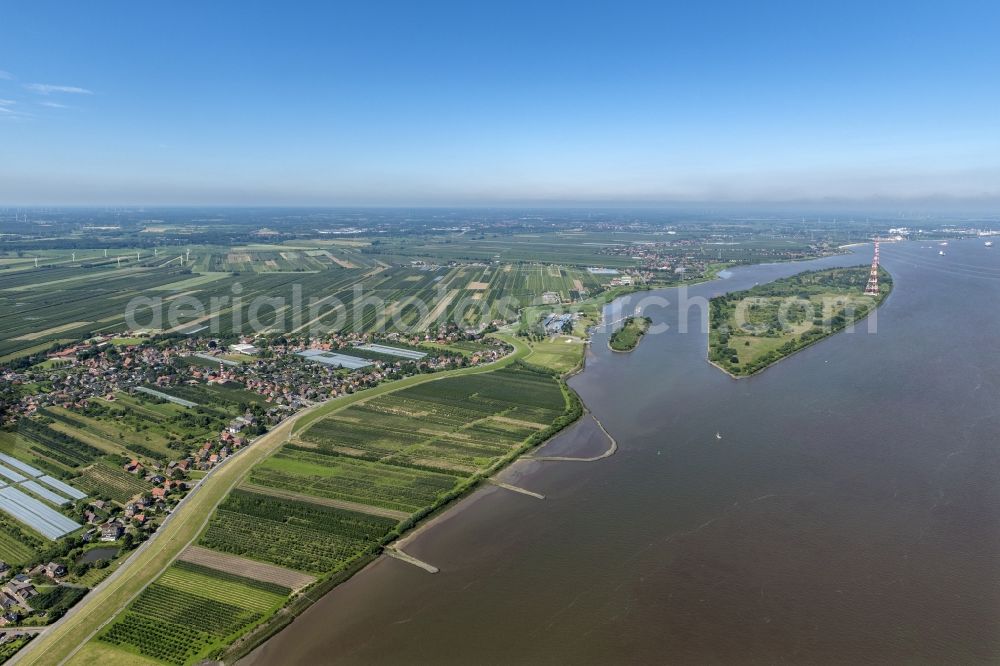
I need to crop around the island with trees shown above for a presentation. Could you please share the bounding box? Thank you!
[708,265,892,377]
[609,316,653,352]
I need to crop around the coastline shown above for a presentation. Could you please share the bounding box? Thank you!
[225,342,593,663]
[231,252,865,663]
[232,298,631,664]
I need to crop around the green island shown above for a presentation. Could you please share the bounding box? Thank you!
[609,316,653,352]
[708,265,892,377]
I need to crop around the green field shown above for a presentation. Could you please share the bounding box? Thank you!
[74,462,153,503]
[13,386,259,476]
[0,514,44,566]
[0,241,624,364]
[17,415,105,468]
[199,489,398,574]
[299,364,566,473]
[249,448,460,513]
[709,266,892,376]
[357,230,644,267]
[169,357,573,658]
[522,335,586,374]
[96,561,290,665]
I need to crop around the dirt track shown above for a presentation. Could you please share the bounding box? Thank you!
[179,545,316,590]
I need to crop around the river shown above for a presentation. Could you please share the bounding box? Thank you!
[244,239,1000,665]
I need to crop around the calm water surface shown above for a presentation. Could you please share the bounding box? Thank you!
[246,240,1000,665]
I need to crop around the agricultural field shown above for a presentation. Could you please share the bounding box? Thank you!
[709,266,893,376]
[200,489,398,574]
[96,560,291,665]
[299,364,566,473]
[0,429,72,479]
[249,448,460,513]
[3,386,241,506]
[0,512,44,565]
[0,241,628,366]
[155,362,574,658]
[178,546,316,590]
[35,385,260,466]
[357,230,646,267]
[387,263,618,329]
[148,361,559,570]
[144,382,264,412]
[40,400,183,463]
[0,221,853,368]
[0,256,199,362]
[421,338,493,356]
[73,462,152,504]
[185,244,371,273]
[27,345,576,665]
[17,415,105,468]
[0,250,370,361]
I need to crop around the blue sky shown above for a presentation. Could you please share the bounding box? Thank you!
[1,1,999,206]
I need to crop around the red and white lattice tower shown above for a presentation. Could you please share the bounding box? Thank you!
[864,239,880,295]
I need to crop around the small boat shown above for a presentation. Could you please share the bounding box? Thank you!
[985,241,994,247]
[715,432,722,440]
[939,250,946,256]
[940,241,949,246]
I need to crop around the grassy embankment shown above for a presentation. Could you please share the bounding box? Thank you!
[708,265,892,377]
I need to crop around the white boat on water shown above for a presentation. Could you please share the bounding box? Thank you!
[939,250,946,255]
[985,241,994,247]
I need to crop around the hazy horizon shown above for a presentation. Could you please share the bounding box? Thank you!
[3,1,999,209]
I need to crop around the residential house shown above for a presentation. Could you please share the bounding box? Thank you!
[2,575,36,606]
[100,522,123,542]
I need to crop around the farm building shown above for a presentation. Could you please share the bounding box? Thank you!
[100,522,123,542]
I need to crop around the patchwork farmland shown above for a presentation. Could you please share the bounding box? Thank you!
[299,364,567,472]
[248,448,460,513]
[97,561,291,665]
[83,361,578,665]
[1,240,623,363]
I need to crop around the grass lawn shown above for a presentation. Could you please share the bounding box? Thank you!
[66,641,164,666]
[108,337,147,346]
[525,335,585,374]
[31,358,73,370]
